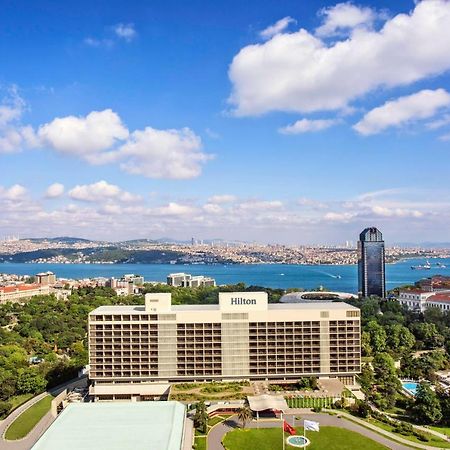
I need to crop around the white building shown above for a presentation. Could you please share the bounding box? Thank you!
[88,292,361,400]
[167,273,216,288]
[397,289,450,312]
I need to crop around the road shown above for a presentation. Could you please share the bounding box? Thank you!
[0,376,87,450]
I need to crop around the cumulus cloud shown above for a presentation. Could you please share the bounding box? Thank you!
[68,180,141,203]
[118,127,211,179]
[279,118,340,134]
[0,184,27,200]
[45,183,65,199]
[260,17,296,39]
[229,1,450,116]
[315,2,379,37]
[354,89,450,135]
[426,113,450,130]
[38,109,129,162]
[35,109,210,179]
[114,23,137,41]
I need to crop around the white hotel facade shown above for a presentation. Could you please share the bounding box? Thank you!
[88,292,361,401]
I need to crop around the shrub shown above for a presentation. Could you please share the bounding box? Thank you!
[312,406,322,413]
[414,432,430,442]
[0,401,12,419]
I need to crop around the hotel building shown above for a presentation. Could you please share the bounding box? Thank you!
[88,292,361,401]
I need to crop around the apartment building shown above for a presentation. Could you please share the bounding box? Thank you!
[88,292,361,400]
[35,271,56,285]
[167,272,216,288]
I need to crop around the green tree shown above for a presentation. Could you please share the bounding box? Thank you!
[411,323,445,349]
[194,401,208,434]
[411,383,443,424]
[365,321,387,353]
[386,324,415,355]
[0,401,12,419]
[372,352,401,410]
[16,367,47,394]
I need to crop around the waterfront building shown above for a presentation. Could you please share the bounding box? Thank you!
[358,227,386,298]
[167,272,216,288]
[88,292,361,400]
[31,401,189,450]
[0,283,50,303]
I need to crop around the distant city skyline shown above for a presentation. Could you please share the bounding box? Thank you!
[1,1,450,243]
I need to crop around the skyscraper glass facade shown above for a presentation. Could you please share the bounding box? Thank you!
[358,227,385,298]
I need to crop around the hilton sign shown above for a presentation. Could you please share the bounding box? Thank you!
[219,292,268,311]
[230,297,257,305]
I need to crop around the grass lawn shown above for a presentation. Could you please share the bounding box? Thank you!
[5,395,53,441]
[223,426,388,450]
[194,436,207,450]
[429,425,450,437]
[366,418,450,448]
[7,394,34,413]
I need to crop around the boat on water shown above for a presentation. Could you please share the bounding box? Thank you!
[411,260,432,270]
[436,262,447,268]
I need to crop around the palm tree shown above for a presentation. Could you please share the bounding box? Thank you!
[237,405,253,428]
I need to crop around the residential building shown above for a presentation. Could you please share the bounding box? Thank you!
[167,273,216,288]
[88,292,361,400]
[358,227,386,298]
[0,283,50,303]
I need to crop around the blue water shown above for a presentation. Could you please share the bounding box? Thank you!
[1,258,449,293]
[402,382,419,396]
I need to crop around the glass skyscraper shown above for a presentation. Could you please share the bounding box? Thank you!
[358,227,386,298]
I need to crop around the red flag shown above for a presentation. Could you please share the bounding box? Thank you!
[283,420,296,435]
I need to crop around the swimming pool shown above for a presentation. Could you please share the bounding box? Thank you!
[402,381,419,396]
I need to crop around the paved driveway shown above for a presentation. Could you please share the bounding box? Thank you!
[208,413,413,450]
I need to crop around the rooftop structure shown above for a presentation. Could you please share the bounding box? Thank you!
[31,401,188,450]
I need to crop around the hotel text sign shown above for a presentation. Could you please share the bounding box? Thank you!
[219,292,268,311]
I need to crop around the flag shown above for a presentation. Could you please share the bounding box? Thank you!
[283,420,295,435]
[304,419,320,432]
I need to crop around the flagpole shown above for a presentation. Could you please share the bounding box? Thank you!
[281,412,285,450]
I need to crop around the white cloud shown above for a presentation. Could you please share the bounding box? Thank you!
[0,184,27,200]
[69,180,140,203]
[2,102,211,179]
[38,109,129,161]
[426,113,450,130]
[315,2,378,37]
[439,133,450,141]
[0,87,33,154]
[153,202,197,216]
[45,183,65,199]
[118,127,211,179]
[114,23,137,41]
[260,17,296,39]
[371,205,423,218]
[208,194,237,204]
[84,37,114,48]
[229,1,450,116]
[354,89,450,135]
[279,118,340,134]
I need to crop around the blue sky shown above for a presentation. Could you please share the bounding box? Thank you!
[0,0,450,244]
